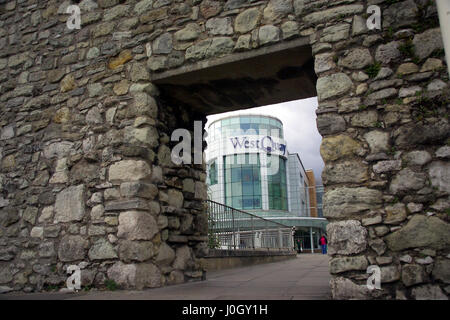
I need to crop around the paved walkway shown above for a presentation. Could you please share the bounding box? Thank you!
[2,254,330,300]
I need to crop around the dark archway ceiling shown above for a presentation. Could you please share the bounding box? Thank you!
[151,38,317,115]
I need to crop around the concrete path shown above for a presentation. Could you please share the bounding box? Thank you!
[2,254,331,300]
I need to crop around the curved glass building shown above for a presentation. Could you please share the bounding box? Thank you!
[206,114,327,252]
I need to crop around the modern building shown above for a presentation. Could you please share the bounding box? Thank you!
[206,114,327,252]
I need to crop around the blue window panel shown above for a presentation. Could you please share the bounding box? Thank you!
[242,182,253,196]
[240,123,250,132]
[250,116,260,123]
[253,182,261,195]
[230,117,239,124]
[240,117,250,124]
[232,197,242,209]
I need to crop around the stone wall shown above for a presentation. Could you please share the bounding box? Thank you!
[0,0,449,299]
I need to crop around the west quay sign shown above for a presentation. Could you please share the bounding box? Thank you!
[228,135,287,157]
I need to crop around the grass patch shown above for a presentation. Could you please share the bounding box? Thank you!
[365,62,381,78]
[105,279,119,291]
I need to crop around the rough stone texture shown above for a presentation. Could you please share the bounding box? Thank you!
[323,187,382,218]
[385,215,450,251]
[54,185,85,223]
[330,256,368,274]
[327,220,367,255]
[118,211,159,241]
[0,0,447,301]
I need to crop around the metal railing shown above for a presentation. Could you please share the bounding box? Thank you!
[206,200,294,250]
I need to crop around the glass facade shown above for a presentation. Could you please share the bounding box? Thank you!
[208,115,284,142]
[267,155,288,211]
[224,154,262,210]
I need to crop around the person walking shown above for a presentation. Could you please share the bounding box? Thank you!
[319,235,327,254]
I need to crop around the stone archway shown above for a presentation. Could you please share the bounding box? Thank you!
[0,0,448,299]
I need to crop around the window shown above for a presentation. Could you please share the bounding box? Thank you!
[268,156,288,211]
[224,154,262,210]
[208,160,218,185]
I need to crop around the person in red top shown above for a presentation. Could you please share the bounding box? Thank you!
[319,235,327,254]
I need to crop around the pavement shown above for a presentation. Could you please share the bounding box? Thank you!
[1,253,331,300]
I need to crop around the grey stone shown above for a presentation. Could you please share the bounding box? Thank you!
[375,41,401,64]
[338,48,373,70]
[153,33,173,55]
[281,21,299,40]
[88,238,117,260]
[206,17,233,36]
[384,203,407,225]
[304,5,364,25]
[39,241,56,258]
[317,73,353,101]
[390,168,427,195]
[369,238,386,256]
[316,113,346,135]
[385,215,450,251]
[323,161,368,185]
[432,259,450,284]
[174,23,201,42]
[119,240,154,262]
[134,0,153,14]
[323,187,382,218]
[155,242,176,266]
[54,185,85,223]
[428,161,450,194]
[263,0,292,23]
[413,28,444,60]
[58,235,88,262]
[109,160,151,183]
[235,8,261,34]
[411,285,448,300]
[380,265,400,283]
[258,25,280,46]
[327,220,367,255]
[330,276,370,300]
[118,211,159,241]
[320,24,350,43]
[384,0,418,28]
[314,52,335,74]
[330,256,368,274]
[173,245,192,270]
[373,160,402,173]
[403,151,432,166]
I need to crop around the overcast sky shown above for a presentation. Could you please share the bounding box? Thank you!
[205,97,324,185]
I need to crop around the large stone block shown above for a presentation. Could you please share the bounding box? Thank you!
[389,168,427,195]
[323,161,368,185]
[330,276,370,300]
[411,284,448,300]
[323,187,382,218]
[327,220,367,255]
[320,135,361,162]
[58,235,88,262]
[88,238,118,260]
[385,215,450,251]
[428,161,450,194]
[330,256,368,274]
[107,261,161,289]
[118,211,159,241]
[432,259,450,284]
[317,73,353,101]
[119,240,154,262]
[402,264,428,287]
[54,185,85,223]
[109,160,151,182]
[235,8,261,34]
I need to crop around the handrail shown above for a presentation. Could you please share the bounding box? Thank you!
[206,200,294,250]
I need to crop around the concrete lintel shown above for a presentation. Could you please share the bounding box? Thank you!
[150,37,311,82]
